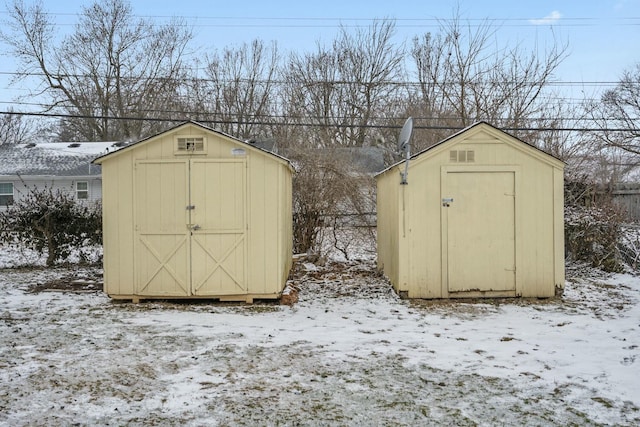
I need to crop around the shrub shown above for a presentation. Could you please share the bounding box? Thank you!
[0,186,102,266]
[564,202,625,272]
[618,225,640,271]
[290,148,375,258]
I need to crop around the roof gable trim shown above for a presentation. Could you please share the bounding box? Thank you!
[93,120,292,168]
[376,122,564,178]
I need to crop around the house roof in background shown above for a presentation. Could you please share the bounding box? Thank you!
[281,146,386,175]
[0,141,121,177]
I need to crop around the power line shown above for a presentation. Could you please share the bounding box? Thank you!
[0,10,638,27]
[1,109,637,133]
[0,70,627,87]
[0,102,623,124]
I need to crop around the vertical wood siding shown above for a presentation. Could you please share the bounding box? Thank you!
[98,123,292,299]
[376,123,564,299]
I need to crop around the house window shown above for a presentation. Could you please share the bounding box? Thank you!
[0,183,14,206]
[176,137,206,154]
[76,181,89,200]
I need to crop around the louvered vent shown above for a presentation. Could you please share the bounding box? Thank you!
[449,150,475,163]
[467,150,475,162]
[176,137,205,152]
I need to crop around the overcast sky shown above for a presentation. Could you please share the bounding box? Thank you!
[1,0,639,108]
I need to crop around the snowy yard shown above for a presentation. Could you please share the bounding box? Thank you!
[0,248,639,426]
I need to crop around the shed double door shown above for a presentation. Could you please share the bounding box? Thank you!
[444,170,516,294]
[134,159,247,297]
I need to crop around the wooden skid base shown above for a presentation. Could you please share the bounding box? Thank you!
[446,290,517,299]
[109,293,281,304]
[398,289,522,299]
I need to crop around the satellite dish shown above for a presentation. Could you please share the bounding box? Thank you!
[397,117,413,184]
[397,117,413,153]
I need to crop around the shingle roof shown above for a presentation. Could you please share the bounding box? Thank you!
[0,142,116,176]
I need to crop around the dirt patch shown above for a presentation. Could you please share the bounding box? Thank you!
[27,269,103,293]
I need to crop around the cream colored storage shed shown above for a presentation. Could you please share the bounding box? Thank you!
[93,121,293,303]
[376,122,564,299]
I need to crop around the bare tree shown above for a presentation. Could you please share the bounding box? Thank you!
[2,0,193,141]
[0,109,35,145]
[410,12,568,149]
[190,39,280,140]
[334,19,406,147]
[282,43,342,147]
[590,63,640,155]
[282,19,405,148]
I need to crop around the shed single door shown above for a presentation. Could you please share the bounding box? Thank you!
[135,160,191,296]
[444,170,516,294]
[190,159,247,296]
[135,159,247,297]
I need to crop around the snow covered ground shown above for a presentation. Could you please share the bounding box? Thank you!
[0,245,639,426]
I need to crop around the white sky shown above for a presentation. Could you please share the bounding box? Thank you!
[0,0,639,109]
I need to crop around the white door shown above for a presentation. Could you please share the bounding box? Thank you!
[134,159,247,296]
[445,171,516,294]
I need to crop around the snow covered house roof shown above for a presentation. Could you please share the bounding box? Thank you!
[0,141,121,177]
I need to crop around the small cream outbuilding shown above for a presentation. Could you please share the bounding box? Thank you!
[376,122,564,299]
[93,121,293,303]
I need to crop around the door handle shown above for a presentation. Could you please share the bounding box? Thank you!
[190,224,201,231]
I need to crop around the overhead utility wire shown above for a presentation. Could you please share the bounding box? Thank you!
[1,11,637,27]
[0,70,628,87]
[0,101,617,123]
[0,109,636,133]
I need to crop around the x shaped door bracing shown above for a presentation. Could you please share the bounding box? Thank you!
[138,235,189,294]
[192,234,245,293]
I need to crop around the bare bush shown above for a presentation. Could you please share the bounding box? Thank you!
[290,148,375,259]
[565,200,626,272]
[619,225,640,271]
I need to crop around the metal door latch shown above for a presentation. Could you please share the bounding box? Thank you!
[442,198,454,207]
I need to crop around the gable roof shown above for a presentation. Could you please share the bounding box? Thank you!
[0,141,117,177]
[376,121,564,177]
[92,120,292,167]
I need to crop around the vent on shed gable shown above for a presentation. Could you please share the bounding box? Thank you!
[449,150,475,163]
[176,137,205,152]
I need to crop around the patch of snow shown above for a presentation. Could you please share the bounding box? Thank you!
[0,243,102,269]
[301,262,318,271]
[32,141,118,156]
[0,247,639,424]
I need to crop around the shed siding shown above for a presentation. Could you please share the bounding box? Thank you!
[101,152,135,296]
[377,123,564,299]
[246,151,289,294]
[98,122,292,300]
[376,168,402,289]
